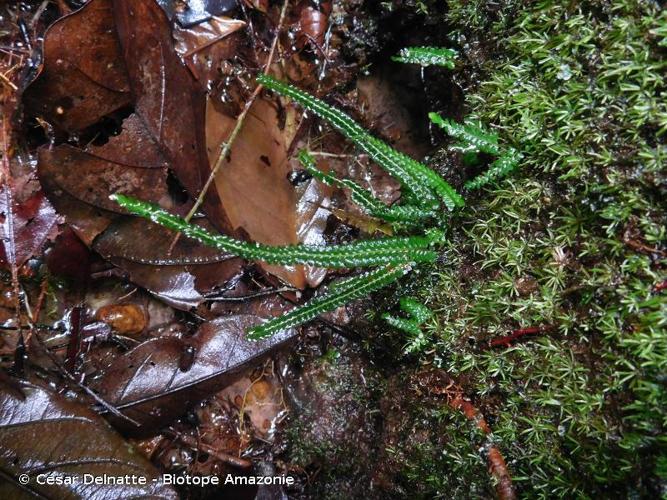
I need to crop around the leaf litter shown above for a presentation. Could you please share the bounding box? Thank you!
[0,0,467,496]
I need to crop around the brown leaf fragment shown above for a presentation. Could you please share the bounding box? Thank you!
[173,16,246,86]
[23,0,132,132]
[298,7,328,48]
[95,314,298,434]
[86,114,168,169]
[0,379,177,499]
[40,187,113,246]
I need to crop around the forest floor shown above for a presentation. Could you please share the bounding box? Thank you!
[0,1,664,499]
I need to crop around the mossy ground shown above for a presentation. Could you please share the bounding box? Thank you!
[285,1,665,498]
[376,0,666,497]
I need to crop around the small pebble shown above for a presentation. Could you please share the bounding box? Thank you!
[96,303,147,335]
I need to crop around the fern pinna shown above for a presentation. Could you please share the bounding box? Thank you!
[113,62,518,340]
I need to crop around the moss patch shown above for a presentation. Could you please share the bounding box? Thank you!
[388,0,666,497]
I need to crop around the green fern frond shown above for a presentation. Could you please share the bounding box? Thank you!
[298,150,434,224]
[429,112,521,189]
[429,112,500,156]
[398,297,433,324]
[383,296,432,333]
[382,297,433,354]
[464,149,522,190]
[248,265,410,340]
[382,315,422,336]
[392,46,458,68]
[257,75,463,211]
[111,194,439,268]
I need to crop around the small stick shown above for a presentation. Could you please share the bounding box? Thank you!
[0,71,17,91]
[429,376,516,500]
[489,325,553,348]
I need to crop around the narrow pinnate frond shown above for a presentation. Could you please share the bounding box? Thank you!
[257,75,463,211]
[429,112,500,155]
[399,297,433,324]
[298,151,436,224]
[430,112,521,189]
[111,195,438,268]
[464,149,522,190]
[392,46,458,68]
[383,296,432,332]
[382,315,423,336]
[248,265,410,340]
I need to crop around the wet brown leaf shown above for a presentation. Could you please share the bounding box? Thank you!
[173,16,246,86]
[113,0,232,233]
[0,188,59,269]
[22,0,131,131]
[95,314,298,435]
[38,145,169,214]
[93,217,244,310]
[0,378,177,499]
[157,0,239,27]
[298,6,328,48]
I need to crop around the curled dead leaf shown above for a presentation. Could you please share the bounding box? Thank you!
[95,314,298,435]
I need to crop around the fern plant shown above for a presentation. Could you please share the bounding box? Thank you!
[111,194,439,268]
[248,265,410,340]
[257,74,464,212]
[113,66,519,341]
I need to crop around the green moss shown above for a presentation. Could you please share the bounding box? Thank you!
[388,0,666,497]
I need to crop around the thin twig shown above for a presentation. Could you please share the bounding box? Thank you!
[0,71,17,91]
[205,286,297,302]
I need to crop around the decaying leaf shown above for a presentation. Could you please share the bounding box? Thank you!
[113,0,232,233]
[0,188,59,269]
[95,314,298,434]
[22,0,131,132]
[173,16,246,85]
[93,217,244,310]
[38,145,169,214]
[156,0,238,27]
[0,378,177,499]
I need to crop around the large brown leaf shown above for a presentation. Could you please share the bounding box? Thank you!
[207,98,331,288]
[95,314,298,434]
[0,379,176,499]
[112,0,232,233]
